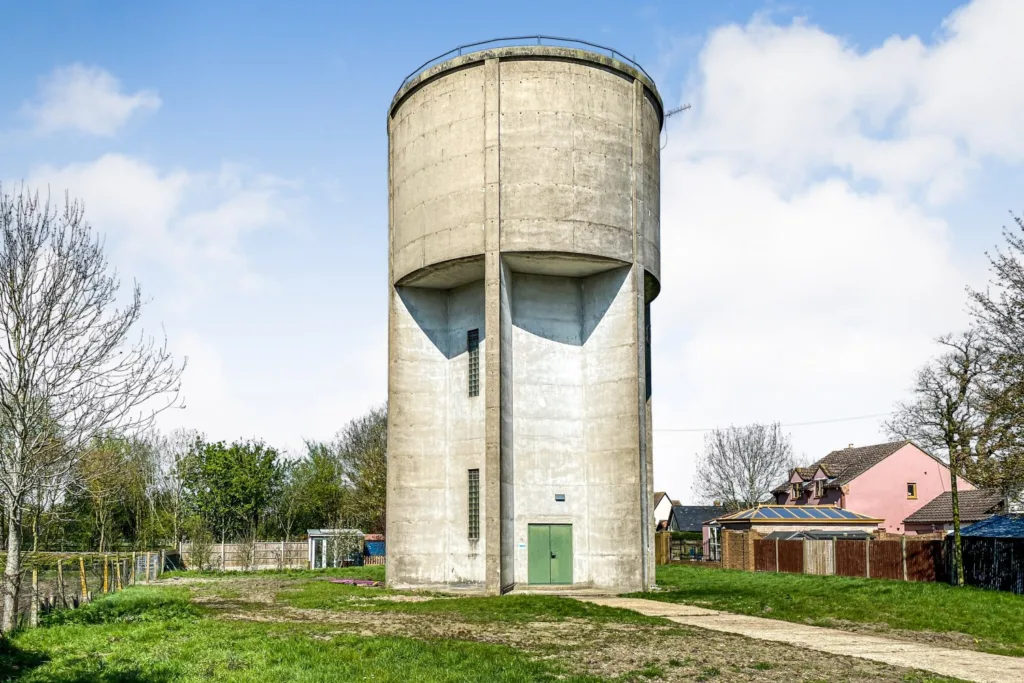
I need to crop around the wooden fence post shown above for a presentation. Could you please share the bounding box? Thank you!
[103,555,109,594]
[79,556,88,601]
[901,536,908,581]
[865,538,871,579]
[774,538,780,573]
[57,559,65,608]
[30,569,39,627]
[116,558,123,591]
[131,552,137,585]
[832,538,837,575]
[145,552,151,584]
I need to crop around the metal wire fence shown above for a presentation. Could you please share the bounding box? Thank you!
[0,550,169,629]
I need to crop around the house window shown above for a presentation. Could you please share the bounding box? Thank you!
[468,469,480,540]
[467,329,480,397]
[791,483,801,500]
[814,480,825,498]
[907,482,918,500]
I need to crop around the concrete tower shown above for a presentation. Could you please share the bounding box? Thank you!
[386,40,662,594]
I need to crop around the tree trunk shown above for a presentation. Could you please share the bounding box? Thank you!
[950,449,965,587]
[2,504,23,634]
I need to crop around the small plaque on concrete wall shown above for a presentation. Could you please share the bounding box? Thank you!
[555,493,566,502]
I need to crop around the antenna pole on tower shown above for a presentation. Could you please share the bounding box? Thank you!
[665,104,691,118]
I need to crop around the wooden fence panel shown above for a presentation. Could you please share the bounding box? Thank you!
[869,540,903,580]
[777,540,804,573]
[753,539,776,572]
[804,540,834,575]
[906,540,944,582]
[835,540,867,577]
[180,542,309,571]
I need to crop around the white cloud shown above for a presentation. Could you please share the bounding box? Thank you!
[655,0,1021,502]
[26,154,293,297]
[19,154,317,449]
[21,64,160,136]
[682,0,1024,203]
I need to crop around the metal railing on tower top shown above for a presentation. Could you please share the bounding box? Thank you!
[398,36,655,91]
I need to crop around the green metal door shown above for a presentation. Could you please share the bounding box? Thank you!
[549,525,573,584]
[527,525,550,584]
[527,524,573,585]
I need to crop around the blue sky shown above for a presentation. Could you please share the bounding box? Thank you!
[2,0,1022,502]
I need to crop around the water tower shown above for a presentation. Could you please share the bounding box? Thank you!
[386,38,662,594]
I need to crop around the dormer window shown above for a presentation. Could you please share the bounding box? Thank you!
[791,483,801,500]
[814,479,825,498]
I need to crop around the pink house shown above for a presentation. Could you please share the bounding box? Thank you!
[772,440,975,534]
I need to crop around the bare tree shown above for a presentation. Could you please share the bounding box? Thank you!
[693,422,794,511]
[152,428,202,547]
[0,187,183,633]
[885,331,995,586]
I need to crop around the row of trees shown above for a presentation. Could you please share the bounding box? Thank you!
[3,409,387,555]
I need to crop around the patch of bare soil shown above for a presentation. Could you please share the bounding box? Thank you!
[185,579,953,682]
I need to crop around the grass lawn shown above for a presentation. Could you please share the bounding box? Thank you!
[651,564,1024,657]
[2,586,600,683]
[0,566,972,682]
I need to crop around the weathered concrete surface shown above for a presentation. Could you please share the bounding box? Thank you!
[578,597,1024,683]
[387,45,662,594]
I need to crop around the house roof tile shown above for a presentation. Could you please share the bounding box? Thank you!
[903,490,1005,524]
[773,440,913,494]
[669,505,725,532]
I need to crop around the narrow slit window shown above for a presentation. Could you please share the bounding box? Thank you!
[467,329,480,397]
[468,469,480,540]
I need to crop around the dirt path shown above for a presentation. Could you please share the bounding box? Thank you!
[579,597,1024,683]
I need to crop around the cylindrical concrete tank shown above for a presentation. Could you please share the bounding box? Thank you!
[387,40,662,594]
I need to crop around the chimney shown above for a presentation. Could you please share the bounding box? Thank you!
[713,500,721,507]
[847,443,854,448]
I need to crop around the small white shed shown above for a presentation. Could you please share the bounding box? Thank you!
[307,528,365,568]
